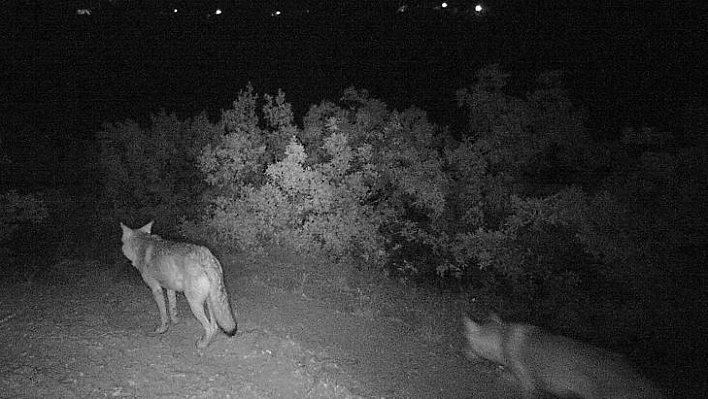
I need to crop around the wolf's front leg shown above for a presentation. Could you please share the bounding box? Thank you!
[151,286,170,334]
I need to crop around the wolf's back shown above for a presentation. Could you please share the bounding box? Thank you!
[506,325,662,398]
[465,316,663,398]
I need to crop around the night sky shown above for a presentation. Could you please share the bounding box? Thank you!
[1,1,704,137]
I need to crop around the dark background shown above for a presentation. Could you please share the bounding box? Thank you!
[2,1,704,152]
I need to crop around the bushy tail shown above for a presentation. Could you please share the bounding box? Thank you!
[205,254,237,335]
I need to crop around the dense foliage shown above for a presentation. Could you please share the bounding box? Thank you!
[97,110,220,232]
[94,66,706,335]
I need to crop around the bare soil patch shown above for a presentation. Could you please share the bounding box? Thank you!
[0,253,515,398]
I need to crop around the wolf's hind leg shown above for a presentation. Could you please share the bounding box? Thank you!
[166,289,179,324]
[185,289,216,348]
[150,286,170,334]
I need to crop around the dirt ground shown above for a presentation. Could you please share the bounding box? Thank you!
[0,252,517,398]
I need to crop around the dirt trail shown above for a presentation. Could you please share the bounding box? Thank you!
[0,255,515,398]
[235,274,513,398]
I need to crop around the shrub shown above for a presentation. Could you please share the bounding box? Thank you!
[197,89,387,265]
[97,110,219,232]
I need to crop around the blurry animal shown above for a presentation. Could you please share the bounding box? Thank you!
[463,314,663,398]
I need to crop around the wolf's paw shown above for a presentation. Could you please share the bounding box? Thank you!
[154,324,169,334]
[196,335,211,349]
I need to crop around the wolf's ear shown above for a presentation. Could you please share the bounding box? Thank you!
[139,220,154,234]
[120,223,130,234]
[489,313,503,324]
[463,316,480,333]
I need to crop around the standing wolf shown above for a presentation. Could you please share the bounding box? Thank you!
[120,221,237,348]
[463,314,663,398]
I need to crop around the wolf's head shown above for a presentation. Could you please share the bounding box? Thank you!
[463,314,507,365]
[120,221,154,263]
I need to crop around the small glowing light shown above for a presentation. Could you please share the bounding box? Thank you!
[274,10,281,16]
[475,4,483,12]
[215,9,222,15]
[441,2,448,8]
[173,8,178,13]
[76,8,91,16]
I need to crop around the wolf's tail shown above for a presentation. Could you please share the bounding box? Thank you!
[205,252,237,335]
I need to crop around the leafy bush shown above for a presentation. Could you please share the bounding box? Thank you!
[447,65,706,339]
[264,134,384,261]
[582,133,708,292]
[97,110,220,232]
[307,89,454,275]
[196,88,388,265]
[193,86,292,250]
[408,65,593,287]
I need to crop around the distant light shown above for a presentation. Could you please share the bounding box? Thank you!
[397,5,407,13]
[173,8,178,13]
[273,10,281,16]
[215,9,222,15]
[76,8,91,16]
[475,4,483,13]
[441,2,448,8]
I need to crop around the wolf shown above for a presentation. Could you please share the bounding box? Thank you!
[120,221,237,348]
[463,314,663,398]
